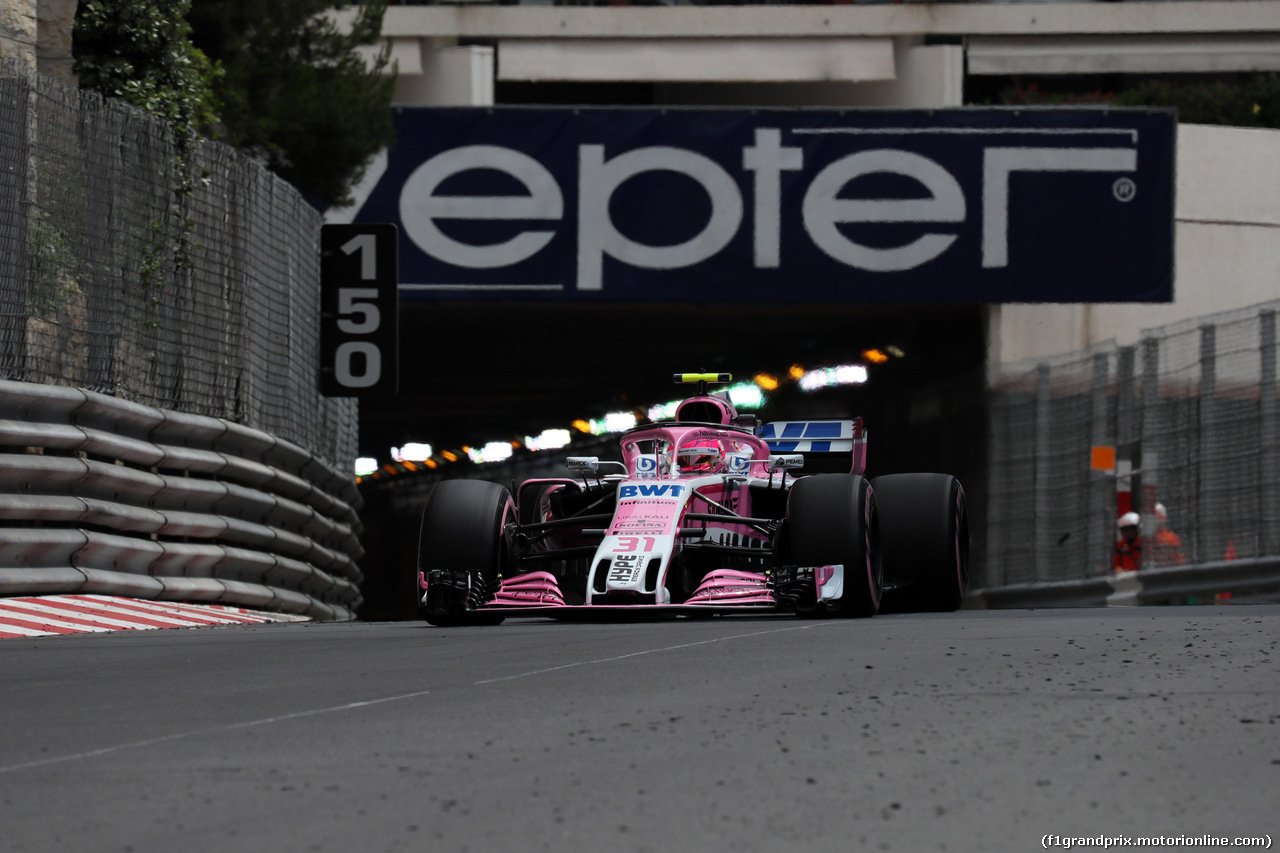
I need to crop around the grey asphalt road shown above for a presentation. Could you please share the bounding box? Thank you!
[1,606,1277,853]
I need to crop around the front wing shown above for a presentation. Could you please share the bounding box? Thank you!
[421,565,846,617]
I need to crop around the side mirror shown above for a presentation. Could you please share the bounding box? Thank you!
[768,454,804,471]
[567,457,627,476]
[566,456,599,473]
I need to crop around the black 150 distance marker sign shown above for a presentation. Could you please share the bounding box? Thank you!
[320,223,399,397]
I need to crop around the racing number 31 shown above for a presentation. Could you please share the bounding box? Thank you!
[320,224,399,396]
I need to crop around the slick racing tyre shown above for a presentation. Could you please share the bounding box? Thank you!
[871,473,968,613]
[785,474,881,618]
[418,479,513,627]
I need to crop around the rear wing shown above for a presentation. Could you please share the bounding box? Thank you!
[758,418,866,475]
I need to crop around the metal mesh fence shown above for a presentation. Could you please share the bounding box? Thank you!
[985,301,1280,588]
[0,59,357,472]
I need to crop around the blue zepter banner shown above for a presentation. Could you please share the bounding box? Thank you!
[346,107,1175,303]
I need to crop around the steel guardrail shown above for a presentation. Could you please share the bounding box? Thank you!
[0,380,363,620]
[965,557,1280,610]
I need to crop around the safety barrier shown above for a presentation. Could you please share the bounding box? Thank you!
[985,300,1280,590]
[0,380,363,620]
[965,557,1280,609]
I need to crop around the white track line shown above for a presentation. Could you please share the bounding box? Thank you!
[473,622,827,684]
[0,622,835,773]
[0,689,435,774]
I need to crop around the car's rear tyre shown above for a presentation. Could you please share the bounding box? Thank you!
[418,479,512,626]
[872,473,968,613]
[784,474,881,618]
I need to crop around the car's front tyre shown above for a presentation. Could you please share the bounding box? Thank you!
[418,479,512,626]
[784,474,881,618]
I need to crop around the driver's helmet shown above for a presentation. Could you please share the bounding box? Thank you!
[677,439,723,474]
[1118,511,1141,533]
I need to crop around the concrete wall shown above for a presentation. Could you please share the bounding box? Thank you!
[1,0,75,82]
[389,32,962,109]
[391,40,494,107]
[854,41,964,109]
[345,4,1280,44]
[0,0,36,71]
[385,36,963,110]
[36,0,74,86]
[990,123,1280,370]
[656,39,962,109]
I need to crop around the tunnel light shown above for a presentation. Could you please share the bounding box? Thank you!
[798,364,868,391]
[836,364,868,384]
[727,383,764,409]
[754,373,779,391]
[527,428,572,452]
[862,349,889,365]
[798,370,823,391]
[788,364,805,380]
[392,442,433,462]
[648,400,680,421]
[483,441,513,462]
[571,419,592,433]
[887,345,905,358]
[576,411,640,436]
[441,450,458,463]
[602,411,637,433]
[468,441,515,464]
[355,457,378,477]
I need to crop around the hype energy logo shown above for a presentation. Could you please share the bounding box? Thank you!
[353,107,1175,304]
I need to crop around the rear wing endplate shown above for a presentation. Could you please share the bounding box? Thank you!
[758,418,866,475]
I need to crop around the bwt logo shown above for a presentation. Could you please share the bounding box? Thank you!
[619,484,686,499]
[399,128,1138,290]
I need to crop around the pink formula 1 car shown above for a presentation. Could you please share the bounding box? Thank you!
[417,374,967,626]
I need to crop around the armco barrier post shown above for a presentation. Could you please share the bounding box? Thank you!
[1120,343,1142,524]
[1034,364,1052,582]
[1198,324,1216,565]
[1260,310,1278,556]
[1089,352,1113,578]
[1140,334,1163,558]
[1120,344,1141,452]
